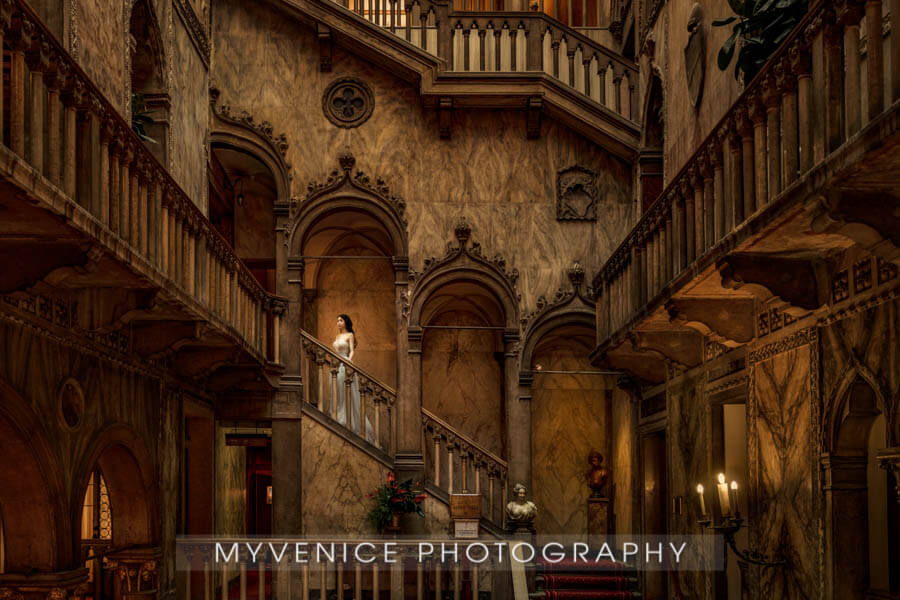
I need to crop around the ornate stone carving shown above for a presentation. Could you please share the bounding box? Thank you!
[322,77,375,128]
[520,261,594,332]
[301,149,407,227]
[58,377,85,431]
[172,0,210,67]
[684,2,706,108]
[748,327,817,364]
[210,88,291,160]
[556,165,598,221]
[411,217,519,293]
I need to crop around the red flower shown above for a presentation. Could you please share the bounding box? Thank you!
[386,472,395,483]
[414,493,427,502]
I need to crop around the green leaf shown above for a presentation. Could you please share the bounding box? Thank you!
[718,30,739,71]
[712,16,738,26]
[726,0,745,15]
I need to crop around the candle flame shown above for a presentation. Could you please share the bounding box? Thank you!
[717,473,726,484]
[696,484,704,493]
[730,481,738,490]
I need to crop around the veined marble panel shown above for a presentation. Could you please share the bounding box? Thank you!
[215,426,246,535]
[751,342,821,600]
[211,0,636,311]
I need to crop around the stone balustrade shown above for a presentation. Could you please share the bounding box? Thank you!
[300,329,396,453]
[422,408,509,527]
[177,538,513,600]
[329,0,637,119]
[0,0,277,362]
[595,0,899,346]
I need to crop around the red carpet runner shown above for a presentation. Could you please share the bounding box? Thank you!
[536,559,639,600]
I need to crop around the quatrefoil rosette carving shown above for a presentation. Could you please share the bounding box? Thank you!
[322,77,375,128]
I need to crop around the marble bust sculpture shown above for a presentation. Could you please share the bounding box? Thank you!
[506,483,537,529]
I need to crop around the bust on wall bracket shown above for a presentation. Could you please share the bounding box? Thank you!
[556,166,599,221]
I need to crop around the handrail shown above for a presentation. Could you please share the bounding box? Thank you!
[299,329,397,396]
[1,0,276,360]
[421,407,507,469]
[593,0,898,345]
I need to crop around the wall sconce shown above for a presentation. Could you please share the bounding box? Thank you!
[696,473,783,568]
[266,485,273,505]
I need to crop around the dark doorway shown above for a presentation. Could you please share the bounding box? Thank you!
[641,430,668,599]
[246,446,273,535]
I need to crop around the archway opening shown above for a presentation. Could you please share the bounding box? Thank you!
[80,468,113,599]
[830,377,895,598]
[0,406,57,572]
[209,144,277,292]
[129,0,169,165]
[303,208,398,388]
[529,323,611,538]
[421,279,507,457]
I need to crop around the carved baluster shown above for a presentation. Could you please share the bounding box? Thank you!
[319,562,326,600]
[666,205,674,282]
[433,430,442,487]
[630,243,641,309]
[680,179,695,265]
[791,42,813,174]
[108,136,123,234]
[434,559,442,600]
[45,60,63,186]
[346,370,356,431]
[461,448,470,492]
[776,58,799,186]
[447,439,456,494]
[26,37,49,173]
[721,121,742,230]
[119,143,134,241]
[130,158,142,247]
[612,69,623,115]
[698,153,714,252]
[8,16,32,155]
[891,0,900,102]
[746,95,767,212]
[372,562,380,600]
[670,195,682,276]
[160,195,170,276]
[60,80,83,203]
[319,354,327,410]
[168,195,178,280]
[331,364,339,420]
[865,0,886,118]
[359,379,368,438]
[761,73,782,199]
[488,469,496,522]
[734,104,756,223]
[355,561,362,600]
[302,563,309,600]
[823,9,845,153]
[174,208,184,284]
[688,166,704,254]
[839,1,864,135]
[659,211,669,286]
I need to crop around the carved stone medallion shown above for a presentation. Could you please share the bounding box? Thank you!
[58,377,85,431]
[557,166,598,221]
[684,2,706,108]
[322,77,375,128]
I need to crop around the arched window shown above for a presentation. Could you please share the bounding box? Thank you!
[0,509,5,574]
[129,0,169,166]
[80,468,113,598]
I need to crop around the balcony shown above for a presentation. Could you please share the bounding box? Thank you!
[0,0,283,392]
[591,0,900,382]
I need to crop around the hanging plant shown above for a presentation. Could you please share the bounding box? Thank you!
[365,472,426,533]
[713,0,807,83]
[131,93,158,144]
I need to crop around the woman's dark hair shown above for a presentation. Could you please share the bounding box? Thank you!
[339,314,358,347]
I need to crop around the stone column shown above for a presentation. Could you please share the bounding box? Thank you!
[680,179,695,265]
[776,57,799,187]
[865,0,884,119]
[838,1,864,136]
[735,104,756,222]
[761,74,782,200]
[689,166,704,255]
[822,454,870,600]
[398,324,425,515]
[791,42,813,174]
[699,153,714,251]
[823,11,845,154]
[506,331,529,493]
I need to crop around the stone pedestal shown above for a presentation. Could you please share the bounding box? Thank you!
[450,493,481,538]
[588,497,612,545]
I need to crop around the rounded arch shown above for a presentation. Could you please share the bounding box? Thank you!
[0,378,67,572]
[826,368,889,454]
[641,68,664,150]
[71,424,158,552]
[521,309,596,373]
[410,266,519,331]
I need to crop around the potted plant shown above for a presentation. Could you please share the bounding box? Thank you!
[366,472,426,533]
[713,0,807,83]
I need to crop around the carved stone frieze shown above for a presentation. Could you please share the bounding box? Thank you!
[520,262,594,333]
[748,327,817,364]
[557,165,599,221]
[210,87,291,161]
[172,0,210,67]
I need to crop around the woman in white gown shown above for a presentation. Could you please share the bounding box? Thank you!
[333,314,375,444]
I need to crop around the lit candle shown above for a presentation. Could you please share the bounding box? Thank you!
[717,473,731,516]
[696,484,706,517]
[730,481,740,516]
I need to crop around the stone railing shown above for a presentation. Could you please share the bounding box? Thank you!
[0,0,277,361]
[177,538,515,600]
[300,329,396,452]
[422,407,509,527]
[595,0,899,344]
[329,0,637,120]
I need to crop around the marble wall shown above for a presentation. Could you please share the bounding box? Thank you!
[611,387,636,535]
[749,336,822,600]
[215,426,246,535]
[642,0,743,184]
[76,0,126,114]
[314,256,398,387]
[211,0,636,311]
[421,311,504,456]
[531,339,610,539]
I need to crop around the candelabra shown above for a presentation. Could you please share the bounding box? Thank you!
[696,474,784,569]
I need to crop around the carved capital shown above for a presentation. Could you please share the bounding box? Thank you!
[774,58,796,93]
[761,73,780,109]
[789,42,812,77]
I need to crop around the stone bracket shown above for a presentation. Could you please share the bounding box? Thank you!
[438,97,452,139]
[717,252,833,313]
[628,329,703,370]
[807,189,900,264]
[665,297,756,346]
[526,97,542,139]
[317,23,333,73]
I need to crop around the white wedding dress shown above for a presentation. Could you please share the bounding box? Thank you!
[333,336,376,444]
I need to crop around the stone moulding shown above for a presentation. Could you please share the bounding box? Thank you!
[322,77,375,129]
[748,327,817,364]
[173,0,211,67]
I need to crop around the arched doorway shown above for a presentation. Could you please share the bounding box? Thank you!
[209,144,277,292]
[826,376,896,599]
[129,0,169,166]
[0,383,62,574]
[301,208,398,388]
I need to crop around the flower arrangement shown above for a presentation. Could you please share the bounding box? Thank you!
[366,472,426,532]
